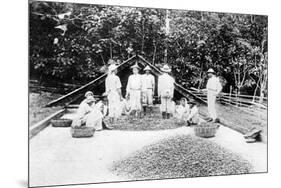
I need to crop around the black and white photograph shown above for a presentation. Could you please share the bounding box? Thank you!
[28,0,268,187]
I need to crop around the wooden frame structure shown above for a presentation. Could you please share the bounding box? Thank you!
[46,55,206,107]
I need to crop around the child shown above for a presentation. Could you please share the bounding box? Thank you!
[95,96,113,130]
[186,99,199,126]
[174,98,190,124]
[120,97,131,116]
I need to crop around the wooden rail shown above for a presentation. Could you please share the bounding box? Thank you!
[29,109,66,139]
[46,55,137,107]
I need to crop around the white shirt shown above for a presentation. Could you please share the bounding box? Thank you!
[158,73,175,97]
[142,74,155,90]
[95,101,108,117]
[77,99,94,120]
[126,74,142,92]
[187,106,199,120]
[105,74,122,93]
[207,76,222,95]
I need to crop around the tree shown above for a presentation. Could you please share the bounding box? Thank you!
[29,1,268,99]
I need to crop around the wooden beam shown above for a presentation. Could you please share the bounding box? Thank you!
[46,55,137,107]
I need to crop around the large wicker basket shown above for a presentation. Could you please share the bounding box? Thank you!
[51,118,73,127]
[194,122,219,138]
[71,126,95,138]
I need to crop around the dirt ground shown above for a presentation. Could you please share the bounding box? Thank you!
[29,92,62,126]
[29,91,267,136]
[29,110,267,187]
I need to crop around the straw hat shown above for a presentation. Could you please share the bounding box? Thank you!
[207,68,215,74]
[144,65,151,71]
[130,63,140,69]
[85,96,95,103]
[102,92,108,97]
[161,64,171,73]
[108,64,118,73]
[188,98,196,105]
[85,91,94,97]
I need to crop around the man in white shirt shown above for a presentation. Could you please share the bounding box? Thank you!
[126,63,142,118]
[141,65,155,116]
[203,68,222,122]
[158,64,175,119]
[105,64,122,124]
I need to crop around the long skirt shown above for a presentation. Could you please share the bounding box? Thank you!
[129,90,142,111]
[108,91,121,118]
[85,109,103,130]
[207,91,218,119]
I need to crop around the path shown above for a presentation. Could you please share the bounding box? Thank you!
[29,112,267,187]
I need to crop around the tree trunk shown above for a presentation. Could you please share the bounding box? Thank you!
[252,76,261,103]
[259,78,267,104]
[141,19,145,53]
[164,9,170,64]
[100,53,105,65]
[197,65,203,89]
[152,40,157,65]
[110,42,112,59]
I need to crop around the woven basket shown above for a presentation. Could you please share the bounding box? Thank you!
[51,118,73,127]
[71,126,95,138]
[194,122,219,138]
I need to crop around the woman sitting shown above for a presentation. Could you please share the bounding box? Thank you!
[174,98,190,124]
[72,91,110,131]
[186,99,200,126]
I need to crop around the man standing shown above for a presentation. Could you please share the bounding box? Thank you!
[158,64,175,119]
[126,63,142,118]
[141,66,155,116]
[203,68,222,122]
[105,64,122,124]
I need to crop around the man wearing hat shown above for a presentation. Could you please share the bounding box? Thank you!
[186,99,200,126]
[203,68,222,122]
[72,91,104,130]
[126,63,143,118]
[158,64,175,119]
[105,64,122,124]
[141,65,155,116]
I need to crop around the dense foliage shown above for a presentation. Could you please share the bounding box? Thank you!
[29,1,267,96]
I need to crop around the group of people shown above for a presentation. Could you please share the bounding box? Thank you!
[72,59,222,131]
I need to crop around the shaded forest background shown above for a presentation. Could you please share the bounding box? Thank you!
[29,1,268,98]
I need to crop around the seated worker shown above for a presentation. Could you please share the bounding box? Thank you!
[186,99,199,126]
[72,91,111,130]
[174,98,190,124]
[119,97,131,116]
[95,96,112,130]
